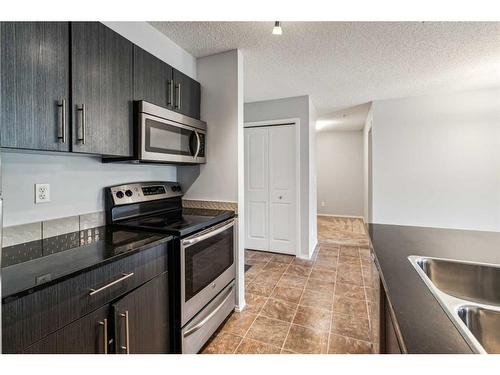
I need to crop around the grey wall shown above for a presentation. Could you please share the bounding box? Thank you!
[317,131,364,217]
[1,152,176,227]
[370,88,500,231]
[244,95,317,257]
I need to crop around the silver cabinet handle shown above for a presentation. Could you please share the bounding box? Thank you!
[99,318,108,354]
[76,104,86,144]
[175,82,181,110]
[182,219,234,247]
[120,311,130,354]
[167,79,174,106]
[88,272,134,296]
[57,99,66,143]
[183,286,233,338]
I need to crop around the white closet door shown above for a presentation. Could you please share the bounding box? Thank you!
[245,127,269,250]
[268,125,296,254]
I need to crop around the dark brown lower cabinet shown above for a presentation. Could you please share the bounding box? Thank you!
[380,281,403,354]
[21,272,169,354]
[113,271,170,354]
[23,305,109,354]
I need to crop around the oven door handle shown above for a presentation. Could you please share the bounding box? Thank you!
[182,219,234,247]
[183,285,234,338]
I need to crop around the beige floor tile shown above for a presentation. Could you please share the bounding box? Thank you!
[246,281,276,297]
[333,296,369,319]
[313,260,337,271]
[309,268,336,282]
[260,298,298,322]
[270,254,295,264]
[339,246,360,258]
[291,258,315,267]
[293,305,331,331]
[263,261,289,274]
[253,270,282,285]
[276,274,308,289]
[283,324,329,354]
[331,313,371,341]
[244,292,268,314]
[299,289,334,311]
[335,282,366,300]
[305,278,335,292]
[328,334,373,354]
[221,311,258,336]
[201,332,242,354]
[285,264,312,277]
[271,286,303,304]
[235,338,281,354]
[246,316,290,347]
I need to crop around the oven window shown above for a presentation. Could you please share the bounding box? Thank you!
[145,118,196,156]
[184,225,234,302]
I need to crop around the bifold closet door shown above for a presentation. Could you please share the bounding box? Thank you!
[245,127,269,251]
[245,125,296,255]
[268,125,296,254]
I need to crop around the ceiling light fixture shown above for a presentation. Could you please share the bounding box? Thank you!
[272,21,282,35]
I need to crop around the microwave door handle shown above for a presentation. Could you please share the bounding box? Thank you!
[194,131,201,158]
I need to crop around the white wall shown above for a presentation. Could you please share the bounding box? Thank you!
[317,131,364,217]
[308,99,318,254]
[103,22,197,79]
[181,50,245,308]
[363,104,373,222]
[244,95,317,258]
[370,88,500,231]
[1,152,176,227]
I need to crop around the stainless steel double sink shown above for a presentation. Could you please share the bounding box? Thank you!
[408,256,500,354]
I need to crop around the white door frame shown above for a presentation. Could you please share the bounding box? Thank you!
[244,118,301,257]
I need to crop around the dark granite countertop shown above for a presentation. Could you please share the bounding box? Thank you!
[369,223,500,354]
[1,226,172,301]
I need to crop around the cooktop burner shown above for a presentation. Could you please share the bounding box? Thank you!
[118,208,235,237]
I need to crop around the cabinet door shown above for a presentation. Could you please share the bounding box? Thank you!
[133,46,174,109]
[71,22,133,156]
[0,22,70,151]
[113,272,170,354]
[23,305,110,354]
[173,69,201,119]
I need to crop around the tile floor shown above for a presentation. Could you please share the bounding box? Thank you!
[201,215,380,354]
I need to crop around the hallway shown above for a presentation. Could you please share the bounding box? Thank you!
[201,216,379,354]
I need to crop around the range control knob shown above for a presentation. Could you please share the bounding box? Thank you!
[125,190,133,197]
[173,185,182,192]
[116,191,124,199]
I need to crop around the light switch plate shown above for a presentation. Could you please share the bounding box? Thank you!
[35,184,50,203]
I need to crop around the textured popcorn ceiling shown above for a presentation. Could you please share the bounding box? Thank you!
[150,21,500,120]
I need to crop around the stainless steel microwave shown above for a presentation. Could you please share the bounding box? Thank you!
[105,101,206,165]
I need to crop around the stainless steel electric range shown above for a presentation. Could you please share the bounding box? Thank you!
[105,181,236,353]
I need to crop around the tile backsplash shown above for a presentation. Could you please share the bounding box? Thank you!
[2,211,106,247]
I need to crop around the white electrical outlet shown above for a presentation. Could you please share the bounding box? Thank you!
[35,184,50,203]
[321,201,326,207]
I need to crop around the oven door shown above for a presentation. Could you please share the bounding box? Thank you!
[180,219,236,326]
[140,113,203,164]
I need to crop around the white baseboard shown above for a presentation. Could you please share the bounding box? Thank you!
[318,213,365,222]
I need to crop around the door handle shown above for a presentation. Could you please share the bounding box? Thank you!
[57,99,66,143]
[120,311,130,354]
[76,104,86,144]
[167,79,174,106]
[175,83,181,110]
[99,318,108,354]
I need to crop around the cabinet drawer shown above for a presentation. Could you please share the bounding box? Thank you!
[2,242,168,353]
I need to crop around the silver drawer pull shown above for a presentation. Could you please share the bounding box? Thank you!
[183,287,233,338]
[89,272,134,296]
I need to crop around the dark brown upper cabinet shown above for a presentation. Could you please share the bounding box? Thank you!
[173,69,201,120]
[133,46,174,109]
[71,22,133,157]
[0,22,70,151]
